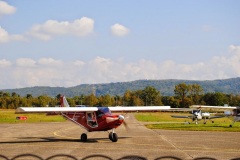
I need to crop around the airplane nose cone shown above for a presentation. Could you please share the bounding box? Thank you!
[118,115,124,120]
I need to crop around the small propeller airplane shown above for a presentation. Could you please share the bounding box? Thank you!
[171,109,224,124]
[16,95,171,142]
[190,105,240,127]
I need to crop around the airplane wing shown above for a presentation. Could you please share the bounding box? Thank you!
[171,115,192,118]
[168,108,192,111]
[16,106,171,113]
[190,105,238,110]
[108,106,171,112]
[15,107,98,113]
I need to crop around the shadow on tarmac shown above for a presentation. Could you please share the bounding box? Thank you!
[0,136,130,144]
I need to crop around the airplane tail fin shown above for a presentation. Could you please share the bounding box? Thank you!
[60,95,70,107]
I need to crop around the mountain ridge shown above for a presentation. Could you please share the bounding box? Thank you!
[1,77,240,97]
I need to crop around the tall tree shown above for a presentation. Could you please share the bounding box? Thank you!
[161,96,179,108]
[84,94,98,106]
[114,95,122,106]
[140,86,162,106]
[98,94,113,106]
[123,90,132,106]
[189,84,204,104]
[202,92,228,106]
[26,94,33,99]
[174,83,190,108]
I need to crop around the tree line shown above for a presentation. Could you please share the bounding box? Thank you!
[0,83,240,109]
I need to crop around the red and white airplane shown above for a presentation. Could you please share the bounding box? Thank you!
[191,105,240,127]
[16,95,170,142]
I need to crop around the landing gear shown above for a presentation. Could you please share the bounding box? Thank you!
[109,132,118,142]
[81,133,87,142]
[80,130,119,142]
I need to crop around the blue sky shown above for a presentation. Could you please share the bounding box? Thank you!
[0,0,240,89]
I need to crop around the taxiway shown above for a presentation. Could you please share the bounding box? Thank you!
[0,114,240,160]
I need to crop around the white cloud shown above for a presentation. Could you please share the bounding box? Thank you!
[0,1,16,16]
[73,60,85,67]
[38,58,62,66]
[0,59,11,67]
[229,45,240,53]
[27,17,94,41]
[1,18,131,43]
[16,58,36,67]
[111,23,130,37]
[0,26,25,43]
[0,17,94,43]
[1,45,240,89]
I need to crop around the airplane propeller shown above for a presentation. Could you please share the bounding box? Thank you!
[122,120,129,129]
[118,114,130,130]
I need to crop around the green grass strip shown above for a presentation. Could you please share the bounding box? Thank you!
[0,109,66,123]
[135,112,240,132]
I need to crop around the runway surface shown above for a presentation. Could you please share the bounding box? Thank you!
[0,114,240,160]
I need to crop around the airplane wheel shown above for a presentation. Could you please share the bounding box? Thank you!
[81,133,87,142]
[109,132,118,142]
[112,133,118,142]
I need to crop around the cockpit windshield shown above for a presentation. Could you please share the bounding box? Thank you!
[96,107,112,117]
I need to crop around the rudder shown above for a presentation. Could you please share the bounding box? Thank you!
[60,95,70,107]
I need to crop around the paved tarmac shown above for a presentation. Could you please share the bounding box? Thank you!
[0,114,240,160]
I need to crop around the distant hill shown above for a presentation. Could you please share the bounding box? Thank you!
[1,77,240,97]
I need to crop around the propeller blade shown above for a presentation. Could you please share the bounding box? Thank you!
[122,120,129,130]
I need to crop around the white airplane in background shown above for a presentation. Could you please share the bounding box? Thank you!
[171,109,224,124]
[191,105,240,127]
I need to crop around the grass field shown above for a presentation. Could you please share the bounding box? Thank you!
[135,112,240,132]
[1,109,239,132]
[0,109,66,123]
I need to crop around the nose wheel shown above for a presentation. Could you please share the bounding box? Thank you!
[109,132,118,142]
